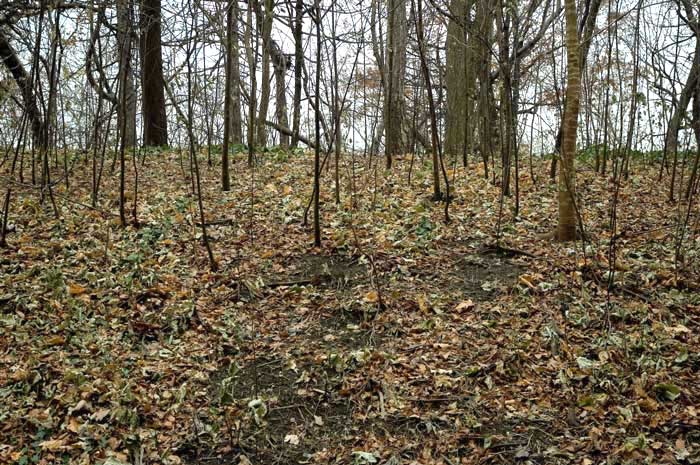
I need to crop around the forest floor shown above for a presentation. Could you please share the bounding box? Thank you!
[1,150,699,465]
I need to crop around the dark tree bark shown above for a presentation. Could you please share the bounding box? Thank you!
[222,0,235,191]
[475,0,493,179]
[666,18,700,200]
[140,0,168,146]
[313,0,321,246]
[291,0,304,148]
[0,30,45,150]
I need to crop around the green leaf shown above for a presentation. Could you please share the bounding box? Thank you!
[675,349,688,364]
[464,366,481,377]
[654,383,681,401]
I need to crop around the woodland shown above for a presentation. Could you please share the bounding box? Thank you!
[1,0,700,464]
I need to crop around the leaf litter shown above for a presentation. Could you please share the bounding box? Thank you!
[1,152,699,465]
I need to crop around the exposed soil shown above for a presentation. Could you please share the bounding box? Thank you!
[450,254,524,300]
[412,247,525,302]
[186,248,525,465]
[264,254,367,290]
[200,356,354,465]
[187,289,384,465]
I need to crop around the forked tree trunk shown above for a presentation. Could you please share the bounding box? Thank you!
[666,42,699,200]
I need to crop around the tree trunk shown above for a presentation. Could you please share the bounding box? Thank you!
[557,0,581,241]
[140,0,168,146]
[117,0,136,147]
[687,87,700,199]
[665,42,699,199]
[313,0,322,246]
[476,0,493,179]
[444,0,471,160]
[552,0,603,178]
[230,1,243,144]
[291,0,304,148]
[271,41,290,149]
[222,0,235,191]
[496,1,512,196]
[0,31,45,150]
[384,0,407,169]
[414,0,442,201]
[256,0,274,147]
[622,0,642,180]
[245,0,257,165]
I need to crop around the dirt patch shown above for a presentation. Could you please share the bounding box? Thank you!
[315,309,381,350]
[415,250,523,301]
[206,356,354,465]
[188,309,382,464]
[451,254,523,300]
[264,254,367,290]
[452,254,523,300]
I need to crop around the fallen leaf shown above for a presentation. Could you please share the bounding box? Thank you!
[455,299,475,311]
[39,438,67,451]
[45,335,65,346]
[654,383,682,401]
[68,283,87,296]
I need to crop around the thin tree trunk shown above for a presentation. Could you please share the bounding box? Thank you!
[331,1,341,203]
[117,0,137,147]
[271,41,290,148]
[256,0,274,147]
[414,0,442,202]
[0,31,45,151]
[291,0,304,148]
[230,1,243,144]
[623,0,642,181]
[384,0,407,169]
[313,0,322,246]
[222,0,234,191]
[557,0,582,241]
